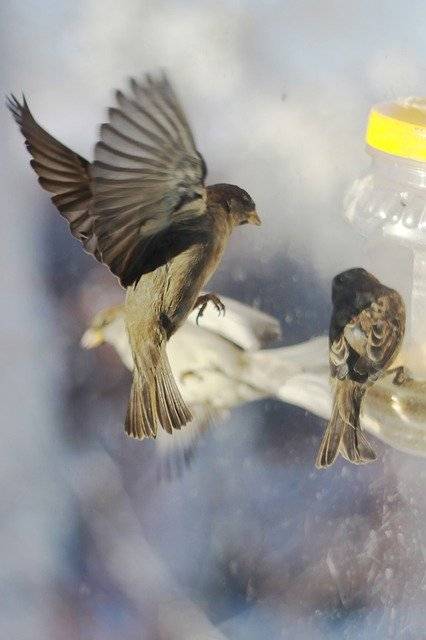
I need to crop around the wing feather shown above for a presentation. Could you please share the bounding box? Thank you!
[7,94,100,259]
[8,73,209,287]
[330,294,404,381]
[92,73,208,287]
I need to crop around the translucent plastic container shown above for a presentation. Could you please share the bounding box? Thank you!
[345,148,426,244]
[344,98,426,376]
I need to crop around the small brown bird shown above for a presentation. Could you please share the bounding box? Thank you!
[316,268,405,468]
[81,297,281,479]
[8,74,261,439]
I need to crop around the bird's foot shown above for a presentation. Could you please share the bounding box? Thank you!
[194,293,225,325]
[389,366,411,386]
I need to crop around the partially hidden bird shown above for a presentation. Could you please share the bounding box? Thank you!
[316,267,406,469]
[83,297,282,477]
[7,74,261,440]
[81,296,329,479]
[82,297,283,478]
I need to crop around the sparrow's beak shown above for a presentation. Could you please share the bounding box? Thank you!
[81,328,104,349]
[247,209,262,226]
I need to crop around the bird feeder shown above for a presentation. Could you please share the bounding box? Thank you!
[345,98,426,377]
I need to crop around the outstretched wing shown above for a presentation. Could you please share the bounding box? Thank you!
[330,294,404,381]
[7,95,99,258]
[92,74,208,287]
[8,74,208,287]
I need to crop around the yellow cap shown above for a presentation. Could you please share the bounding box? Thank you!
[366,98,426,162]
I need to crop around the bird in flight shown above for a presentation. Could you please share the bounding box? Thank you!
[8,73,261,440]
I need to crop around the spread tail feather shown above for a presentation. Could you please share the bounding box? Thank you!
[315,396,344,468]
[316,380,376,468]
[125,345,192,439]
[340,422,376,464]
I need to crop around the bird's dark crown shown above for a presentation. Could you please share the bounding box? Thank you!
[206,183,260,226]
[332,267,382,306]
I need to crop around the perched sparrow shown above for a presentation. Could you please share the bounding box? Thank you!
[8,74,261,440]
[316,268,406,468]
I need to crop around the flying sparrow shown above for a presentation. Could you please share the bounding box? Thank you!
[8,74,261,440]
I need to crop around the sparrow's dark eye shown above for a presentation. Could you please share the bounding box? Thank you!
[336,273,348,284]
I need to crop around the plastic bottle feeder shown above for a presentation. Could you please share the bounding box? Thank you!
[225,101,426,458]
[345,98,426,377]
[334,98,426,456]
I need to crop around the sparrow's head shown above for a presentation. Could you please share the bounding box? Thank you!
[332,267,381,306]
[207,183,261,227]
[81,305,125,349]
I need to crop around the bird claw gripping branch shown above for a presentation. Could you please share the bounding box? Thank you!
[194,293,226,325]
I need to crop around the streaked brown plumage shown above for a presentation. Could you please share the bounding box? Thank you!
[8,74,261,439]
[316,268,405,468]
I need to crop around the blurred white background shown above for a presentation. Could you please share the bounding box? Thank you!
[1,1,426,638]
